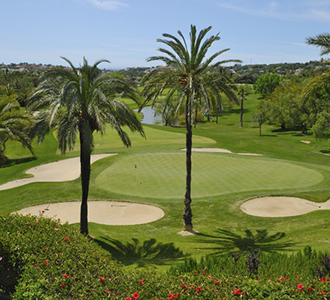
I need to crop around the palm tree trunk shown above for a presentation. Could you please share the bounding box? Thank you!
[79,121,91,235]
[183,89,193,231]
[240,99,244,127]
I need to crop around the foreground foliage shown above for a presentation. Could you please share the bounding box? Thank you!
[1,214,329,299]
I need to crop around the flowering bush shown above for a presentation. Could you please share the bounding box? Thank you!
[1,214,329,299]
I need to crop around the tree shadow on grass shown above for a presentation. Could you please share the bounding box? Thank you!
[0,156,36,168]
[194,229,296,256]
[95,237,186,267]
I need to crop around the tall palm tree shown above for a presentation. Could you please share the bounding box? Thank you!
[142,25,240,231]
[0,92,34,164]
[28,57,145,235]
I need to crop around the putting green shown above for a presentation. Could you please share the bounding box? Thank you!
[95,152,324,199]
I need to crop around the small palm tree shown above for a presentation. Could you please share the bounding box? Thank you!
[142,25,240,231]
[0,90,34,164]
[28,57,145,235]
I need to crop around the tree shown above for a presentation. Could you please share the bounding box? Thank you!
[303,33,330,137]
[141,25,240,231]
[254,73,283,99]
[28,57,145,235]
[0,89,34,164]
[253,100,271,136]
[237,84,251,127]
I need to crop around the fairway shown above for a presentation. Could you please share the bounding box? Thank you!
[95,152,324,199]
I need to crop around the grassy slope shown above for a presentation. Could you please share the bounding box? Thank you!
[1,92,330,272]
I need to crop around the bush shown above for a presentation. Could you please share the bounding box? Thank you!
[1,214,329,299]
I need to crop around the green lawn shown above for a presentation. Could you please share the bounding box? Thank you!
[1,92,330,271]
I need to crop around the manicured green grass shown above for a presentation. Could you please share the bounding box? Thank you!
[96,152,323,199]
[1,92,330,272]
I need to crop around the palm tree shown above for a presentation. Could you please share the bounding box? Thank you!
[0,91,34,164]
[28,57,145,235]
[141,25,240,231]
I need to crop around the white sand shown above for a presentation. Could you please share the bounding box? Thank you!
[14,201,165,226]
[0,154,115,191]
[241,197,330,217]
[182,148,262,156]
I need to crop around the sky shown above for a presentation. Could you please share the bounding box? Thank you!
[1,0,330,69]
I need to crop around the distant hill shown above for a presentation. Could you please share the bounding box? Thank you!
[2,60,330,85]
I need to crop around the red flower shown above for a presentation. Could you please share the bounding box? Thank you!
[278,276,283,281]
[139,280,144,284]
[99,277,105,282]
[196,287,202,292]
[295,275,299,279]
[42,210,45,213]
[61,283,65,287]
[44,260,48,265]
[234,289,242,295]
[62,274,70,278]
[307,287,313,291]
[181,284,186,288]
[168,294,179,299]
[105,289,110,294]
[63,237,70,241]
[132,292,140,299]
[297,283,303,291]
[125,297,131,300]
[285,277,289,280]
[320,291,326,295]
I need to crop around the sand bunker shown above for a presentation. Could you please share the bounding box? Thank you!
[14,201,165,225]
[0,154,115,191]
[241,196,330,217]
[182,148,262,156]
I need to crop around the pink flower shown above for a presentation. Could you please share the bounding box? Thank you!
[295,275,299,279]
[105,289,110,294]
[125,297,131,300]
[54,228,59,231]
[297,283,303,291]
[278,276,283,281]
[99,277,105,282]
[139,280,144,284]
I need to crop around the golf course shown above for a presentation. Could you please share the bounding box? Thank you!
[1,92,330,271]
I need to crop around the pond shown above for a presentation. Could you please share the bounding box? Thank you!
[136,106,163,125]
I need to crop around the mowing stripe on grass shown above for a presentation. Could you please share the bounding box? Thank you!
[95,152,324,199]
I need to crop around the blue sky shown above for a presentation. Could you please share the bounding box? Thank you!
[1,0,330,69]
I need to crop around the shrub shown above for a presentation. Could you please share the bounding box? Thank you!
[1,214,329,299]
